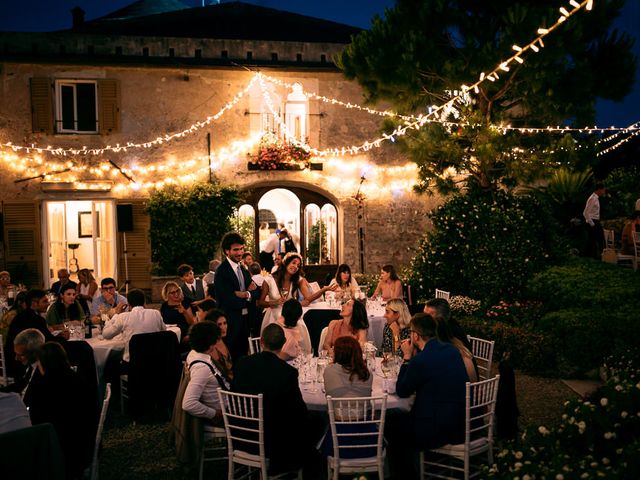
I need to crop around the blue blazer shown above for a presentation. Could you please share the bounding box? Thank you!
[396,338,469,449]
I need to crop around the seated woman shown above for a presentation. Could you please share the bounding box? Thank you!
[621,211,640,255]
[160,281,195,343]
[323,299,369,352]
[182,321,231,428]
[372,264,403,301]
[277,299,312,361]
[321,336,375,458]
[204,309,233,381]
[328,264,361,302]
[381,298,411,355]
[45,283,85,331]
[258,252,337,330]
[195,299,217,323]
[29,342,97,479]
[433,317,478,383]
[76,268,99,316]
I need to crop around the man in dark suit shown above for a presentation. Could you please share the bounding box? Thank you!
[214,232,258,360]
[178,263,205,304]
[4,289,66,378]
[385,313,470,479]
[3,328,45,406]
[232,324,312,475]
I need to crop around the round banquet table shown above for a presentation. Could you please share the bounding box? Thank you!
[300,358,412,412]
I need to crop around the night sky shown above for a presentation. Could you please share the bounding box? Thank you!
[0,0,638,127]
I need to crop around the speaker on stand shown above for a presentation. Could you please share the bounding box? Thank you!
[116,204,134,294]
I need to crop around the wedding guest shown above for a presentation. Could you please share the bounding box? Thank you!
[0,270,14,308]
[424,298,472,351]
[179,264,205,305]
[277,299,312,361]
[249,262,266,287]
[195,299,218,323]
[324,336,372,397]
[381,298,411,355]
[49,269,77,297]
[323,299,369,351]
[29,342,97,480]
[90,278,127,321]
[182,321,231,427]
[75,268,98,316]
[583,183,606,259]
[259,252,336,330]
[45,284,85,330]
[242,252,254,268]
[203,309,233,379]
[0,290,27,339]
[7,329,45,407]
[160,281,195,346]
[328,264,361,301]
[372,264,403,301]
[621,211,640,255]
[201,259,221,288]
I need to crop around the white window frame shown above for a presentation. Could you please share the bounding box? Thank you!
[55,79,99,134]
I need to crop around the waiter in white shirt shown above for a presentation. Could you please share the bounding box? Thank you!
[583,183,606,259]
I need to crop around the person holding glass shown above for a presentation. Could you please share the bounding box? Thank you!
[322,299,369,352]
[160,281,195,347]
[45,284,85,331]
[259,252,336,330]
[328,264,361,303]
[372,264,403,302]
[381,298,412,356]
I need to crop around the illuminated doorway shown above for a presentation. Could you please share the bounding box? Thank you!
[43,200,116,287]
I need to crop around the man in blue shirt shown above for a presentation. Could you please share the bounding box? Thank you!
[90,277,127,322]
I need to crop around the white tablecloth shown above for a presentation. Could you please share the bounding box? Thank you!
[301,358,411,412]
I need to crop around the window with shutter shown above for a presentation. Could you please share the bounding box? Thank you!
[2,202,43,288]
[117,201,151,289]
[54,80,98,133]
[30,78,53,134]
[99,79,120,134]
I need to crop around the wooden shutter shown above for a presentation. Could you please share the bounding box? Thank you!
[2,202,43,288]
[30,77,53,134]
[117,201,151,290]
[98,79,120,134]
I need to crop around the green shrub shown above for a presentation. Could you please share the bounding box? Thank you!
[145,182,240,275]
[484,355,640,479]
[527,257,640,310]
[407,189,563,304]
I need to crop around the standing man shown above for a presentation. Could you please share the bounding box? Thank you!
[49,268,77,297]
[583,183,606,259]
[259,231,280,272]
[214,232,258,360]
[178,264,205,304]
[90,278,128,322]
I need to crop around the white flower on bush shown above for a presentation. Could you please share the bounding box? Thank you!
[449,295,481,315]
[577,421,586,433]
[514,451,524,460]
[602,458,610,465]
[603,432,616,440]
[615,384,623,392]
[538,426,550,436]
[556,475,564,480]
[600,398,608,407]
[621,411,628,418]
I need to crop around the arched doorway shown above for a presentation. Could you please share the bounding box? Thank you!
[239,185,338,283]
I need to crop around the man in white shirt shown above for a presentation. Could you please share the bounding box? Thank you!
[102,289,166,363]
[259,232,280,272]
[583,183,606,259]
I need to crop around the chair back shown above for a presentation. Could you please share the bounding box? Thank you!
[466,376,500,449]
[603,229,615,249]
[217,389,266,473]
[90,383,111,480]
[0,334,13,387]
[468,336,495,380]
[326,395,387,461]
[63,340,99,407]
[128,331,182,417]
[402,284,414,305]
[248,336,261,355]
[318,327,329,354]
[435,289,450,300]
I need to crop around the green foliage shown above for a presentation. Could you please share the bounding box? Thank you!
[352,273,379,296]
[407,189,563,304]
[484,354,640,478]
[307,220,326,264]
[231,211,255,255]
[603,165,640,219]
[338,0,636,193]
[145,182,239,275]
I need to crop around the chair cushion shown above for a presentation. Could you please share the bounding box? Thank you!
[431,437,490,457]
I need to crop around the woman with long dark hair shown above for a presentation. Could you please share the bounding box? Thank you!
[372,264,402,301]
[258,252,336,329]
[45,283,85,330]
[328,263,361,301]
[323,299,369,351]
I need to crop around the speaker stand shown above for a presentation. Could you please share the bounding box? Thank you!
[122,232,130,295]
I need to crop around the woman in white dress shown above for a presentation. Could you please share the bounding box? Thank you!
[258,252,337,331]
[277,298,312,361]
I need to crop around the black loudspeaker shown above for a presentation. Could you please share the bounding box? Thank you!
[116,204,134,232]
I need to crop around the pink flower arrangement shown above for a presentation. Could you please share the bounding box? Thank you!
[248,135,311,170]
